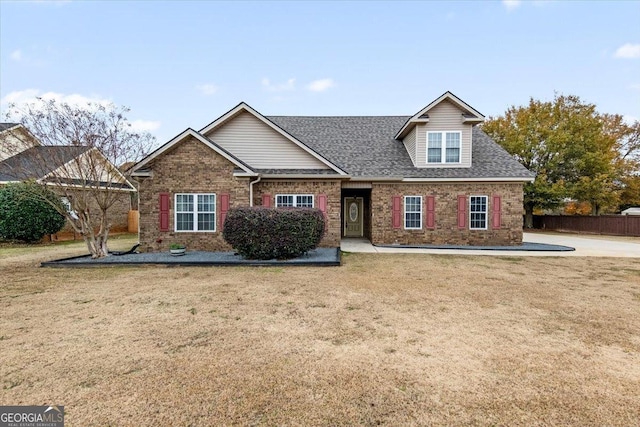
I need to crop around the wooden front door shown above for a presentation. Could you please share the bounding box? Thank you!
[344,197,363,237]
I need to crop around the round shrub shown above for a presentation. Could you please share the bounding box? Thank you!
[223,207,325,260]
[0,182,67,243]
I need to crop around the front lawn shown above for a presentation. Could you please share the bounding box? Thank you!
[1,242,639,426]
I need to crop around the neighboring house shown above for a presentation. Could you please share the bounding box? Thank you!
[131,91,534,252]
[0,123,136,233]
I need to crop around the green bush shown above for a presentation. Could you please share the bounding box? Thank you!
[0,182,67,243]
[223,207,325,260]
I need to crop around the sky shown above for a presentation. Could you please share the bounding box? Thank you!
[1,0,639,146]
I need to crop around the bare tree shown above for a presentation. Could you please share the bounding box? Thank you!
[3,98,155,257]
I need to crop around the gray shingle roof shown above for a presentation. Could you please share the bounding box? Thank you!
[0,146,91,181]
[0,123,19,133]
[267,116,534,179]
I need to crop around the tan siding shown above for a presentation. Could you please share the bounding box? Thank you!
[205,111,329,169]
[415,100,472,168]
[0,127,40,162]
[402,126,417,165]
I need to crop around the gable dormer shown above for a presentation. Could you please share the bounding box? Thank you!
[396,92,484,168]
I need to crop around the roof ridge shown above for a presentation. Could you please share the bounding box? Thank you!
[267,115,410,118]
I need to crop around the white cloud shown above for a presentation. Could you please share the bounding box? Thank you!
[502,0,521,11]
[1,89,159,133]
[10,50,22,61]
[262,77,296,92]
[196,83,218,96]
[629,83,640,91]
[1,89,113,110]
[39,91,112,107]
[614,43,640,59]
[0,88,40,106]
[306,78,335,92]
[129,119,161,132]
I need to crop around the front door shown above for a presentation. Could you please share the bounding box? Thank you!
[344,197,363,237]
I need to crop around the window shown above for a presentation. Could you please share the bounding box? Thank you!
[427,133,442,163]
[445,132,461,163]
[175,193,216,232]
[469,196,487,230]
[275,194,314,208]
[404,196,422,229]
[427,131,461,163]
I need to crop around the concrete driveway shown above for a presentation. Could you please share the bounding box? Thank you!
[341,232,640,257]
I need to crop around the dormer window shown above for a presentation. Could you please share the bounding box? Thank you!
[427,131,461,164]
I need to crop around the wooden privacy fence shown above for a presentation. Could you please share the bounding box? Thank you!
[533,215,640,237]
[128,210,139,233]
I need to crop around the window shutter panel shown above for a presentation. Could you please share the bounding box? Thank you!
[492,195,502,229]
[457,195,467,229]
[262,193,271,207]
[220,193,230,230]
[392,195,402,229]
[426,195,436,229]
[159,192,170,232]
[318,194,328,217]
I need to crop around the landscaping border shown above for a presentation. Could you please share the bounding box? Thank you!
[41,247,342,268]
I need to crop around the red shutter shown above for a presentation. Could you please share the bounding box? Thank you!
[219,193,230,231]
[492,195,502,229]
[262,193,271,207]
[426,195,435,229]
[457,195,467,229]
[318,194,327,218]
[392,195,402,229]
[159,192,170,232]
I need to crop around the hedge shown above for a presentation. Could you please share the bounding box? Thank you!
[223,207,325,260]
[0,182,67,243]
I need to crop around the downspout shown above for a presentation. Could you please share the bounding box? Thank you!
[249,175,262,207]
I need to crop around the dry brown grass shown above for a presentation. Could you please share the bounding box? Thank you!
[1,240,639,426]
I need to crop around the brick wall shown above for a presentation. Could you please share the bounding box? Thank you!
[371,182,524,246]
[253,179,342,247]
[137,136,250,252]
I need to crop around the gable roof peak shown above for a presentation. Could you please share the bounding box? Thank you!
[0,123,21,133]
[394,91,485,140]
[198,102,347,175]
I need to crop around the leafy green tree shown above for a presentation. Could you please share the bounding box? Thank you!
[618,175,640,211]
[483,94,626,225]
[602,115,640,211]
[0,182,66,243]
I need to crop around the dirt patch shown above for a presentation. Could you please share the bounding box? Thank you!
[1,241,639,425]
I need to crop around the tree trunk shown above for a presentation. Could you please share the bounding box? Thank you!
[524,204,534,229]
[82,209,110,258]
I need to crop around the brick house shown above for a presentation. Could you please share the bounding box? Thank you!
[131,92,534,252]
[0,123,135,233]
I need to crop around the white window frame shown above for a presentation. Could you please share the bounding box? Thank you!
[275,194,314,208]
[174,193,216,232]
[427,131,461,164]
[469,195,488,230]
[404,195,422,230]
